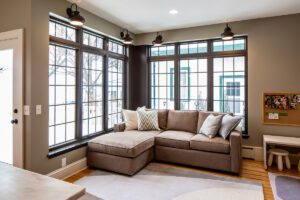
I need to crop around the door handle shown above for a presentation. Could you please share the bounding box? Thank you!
[11,119,18,124]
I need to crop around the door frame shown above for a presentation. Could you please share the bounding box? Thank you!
[0,29,24,168]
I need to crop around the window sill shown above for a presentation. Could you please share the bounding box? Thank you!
[242,133,249,139]
[47,132,111,159]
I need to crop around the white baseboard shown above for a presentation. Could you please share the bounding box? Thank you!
[242,146,264,161]
[47,157,87,180]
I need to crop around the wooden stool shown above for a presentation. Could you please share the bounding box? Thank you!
[268,149,291,171]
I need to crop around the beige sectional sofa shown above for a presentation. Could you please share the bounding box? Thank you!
[87,110,242,175]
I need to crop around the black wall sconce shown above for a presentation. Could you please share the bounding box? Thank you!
[120,29,133,45]
[221,23,234,40]
[152,32,163,46]
[66,3,85,27]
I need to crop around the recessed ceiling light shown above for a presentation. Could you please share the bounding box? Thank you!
[169,9,178,15]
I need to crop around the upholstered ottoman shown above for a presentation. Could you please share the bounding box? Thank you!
[87,130,160,175]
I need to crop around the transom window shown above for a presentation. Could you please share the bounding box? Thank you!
[49,20,76,42]
[48,17,126,148]
[150,45,175,56]
[108,40,124,54]
[180,42,207,54]
[213,38,246,52]
[149,37,248,134]
[83,31,103,49]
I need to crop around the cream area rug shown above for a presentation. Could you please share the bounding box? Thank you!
[269,172,300,200]
[75,162,263,200]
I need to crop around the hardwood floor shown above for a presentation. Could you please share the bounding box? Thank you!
[65,159,300,200]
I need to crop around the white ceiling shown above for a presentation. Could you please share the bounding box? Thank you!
[73,0,300,34]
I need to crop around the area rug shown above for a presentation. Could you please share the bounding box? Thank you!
[75,162,263,200]
[268,172,300,200]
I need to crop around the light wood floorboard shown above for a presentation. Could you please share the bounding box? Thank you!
[65,159,300,200]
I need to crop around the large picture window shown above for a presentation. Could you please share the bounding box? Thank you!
[49,44,76,146]
[150,60,175,109]
[213,56,246,130]
[82,52,103,137]
[179,59,208,110]
[107,58,124,129]
[48,18,126,150]
[149,37,248,134]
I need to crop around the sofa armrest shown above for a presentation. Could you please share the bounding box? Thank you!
[114,122,126,132]
[230,130,242,174]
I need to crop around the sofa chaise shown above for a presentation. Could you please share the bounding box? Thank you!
[87,110,242,175]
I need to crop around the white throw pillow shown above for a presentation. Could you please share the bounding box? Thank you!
[122,109,138,131]
[137,109,160,131]
[199,114,223,138]
[219,114,243,139]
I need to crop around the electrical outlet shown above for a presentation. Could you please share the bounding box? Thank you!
[62,157,67,168]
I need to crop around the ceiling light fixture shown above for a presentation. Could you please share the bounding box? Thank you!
[152,32,163,47]
[66,3,85,27]
[120,29,133,45]
[169,9,178,15]
[221,23,234,40]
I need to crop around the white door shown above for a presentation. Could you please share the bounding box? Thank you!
[0,29,24,168]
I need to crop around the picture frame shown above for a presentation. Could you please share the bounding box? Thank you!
[262,92,300,126]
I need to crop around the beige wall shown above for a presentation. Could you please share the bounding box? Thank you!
[1,0,300,174]
[135,14,300,147]
[0,0,131,174]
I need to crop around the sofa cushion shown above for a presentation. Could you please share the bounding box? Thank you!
[157,109,168,130]
[167,110,198,133]
[88,130,160,158]
[190,134,230,154]
[197,111,232,133]
[155,130,195,150]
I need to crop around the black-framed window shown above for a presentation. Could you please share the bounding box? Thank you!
[49,44,76,146]
[179,59,208,110]
[150,44,175,56]
[108,40,124,55]
[107,58,124,129]
[49,20,76,42]
[213,56,246,131]
[213,38,246,52]
[48,17,127,148]
[148,37,248,134]
[150,60,175,109]
[82,52,104,137]
[180,42,208,54]
[83,31,103,49]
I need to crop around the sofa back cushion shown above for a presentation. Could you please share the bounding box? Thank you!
[197,111,232,133]
[167,110,198,133]
[157,109,169,130]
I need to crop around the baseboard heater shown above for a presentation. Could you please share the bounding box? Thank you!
[242,146,264,161]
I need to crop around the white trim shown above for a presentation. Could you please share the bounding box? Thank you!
[242,145,264,161]
[47,158,87,180]
[0,29,24,168]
